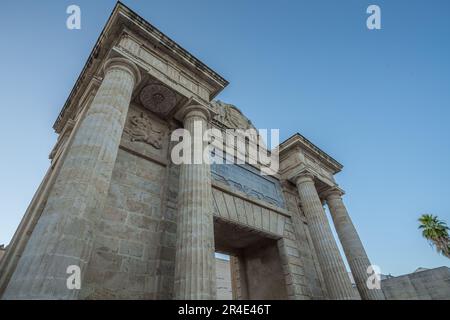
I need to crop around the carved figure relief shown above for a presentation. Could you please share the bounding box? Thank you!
[224,106,247,128]
[211,100,267,160]
[124,111,163,149]
[212,100,253,130]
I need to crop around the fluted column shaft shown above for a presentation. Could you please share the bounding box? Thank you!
[295,174,358,300]
[326,191,385,300]
[174,106,216,300]
[3,58,140,299]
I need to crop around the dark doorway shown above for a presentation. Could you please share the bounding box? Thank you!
[214,217,288,300]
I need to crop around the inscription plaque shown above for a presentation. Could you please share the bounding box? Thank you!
[210,160,286,209]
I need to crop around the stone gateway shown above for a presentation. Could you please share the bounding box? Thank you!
[0,3,384,300]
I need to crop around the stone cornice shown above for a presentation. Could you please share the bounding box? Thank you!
[113,4,228,93]
[49,119,76,162]
[280,133,343,174]
[53,1,228,134]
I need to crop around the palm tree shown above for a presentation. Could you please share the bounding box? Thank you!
[418,214,450,258]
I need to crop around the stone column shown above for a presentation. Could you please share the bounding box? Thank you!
[325,190,385,300]
[3,57,140,299]
[174,105,216,300]
[295,173,358,300]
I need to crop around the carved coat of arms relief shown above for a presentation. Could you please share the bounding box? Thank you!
[124,111,164,150]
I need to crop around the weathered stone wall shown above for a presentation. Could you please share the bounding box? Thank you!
[382,267,450,300]
[242,241,288,299]
[216,257,232,300]
[277,220,310,299]
[81,104,173,299]
[82,148,166,299]
[155,148,179,299]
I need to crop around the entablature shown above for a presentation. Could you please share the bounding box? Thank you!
[54,2,228,134]
[279,133,343,189]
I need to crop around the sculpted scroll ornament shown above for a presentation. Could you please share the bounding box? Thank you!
[124,111,163,149]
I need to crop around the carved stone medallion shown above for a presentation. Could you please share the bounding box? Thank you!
[139,83,177,116]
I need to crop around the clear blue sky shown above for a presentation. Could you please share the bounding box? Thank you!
[0,0,449,276]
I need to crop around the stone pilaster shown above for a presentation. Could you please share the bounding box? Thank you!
[2,57,140,299]
[174,105,216,300]
[325,189,385,300]
[295,173,358,300]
